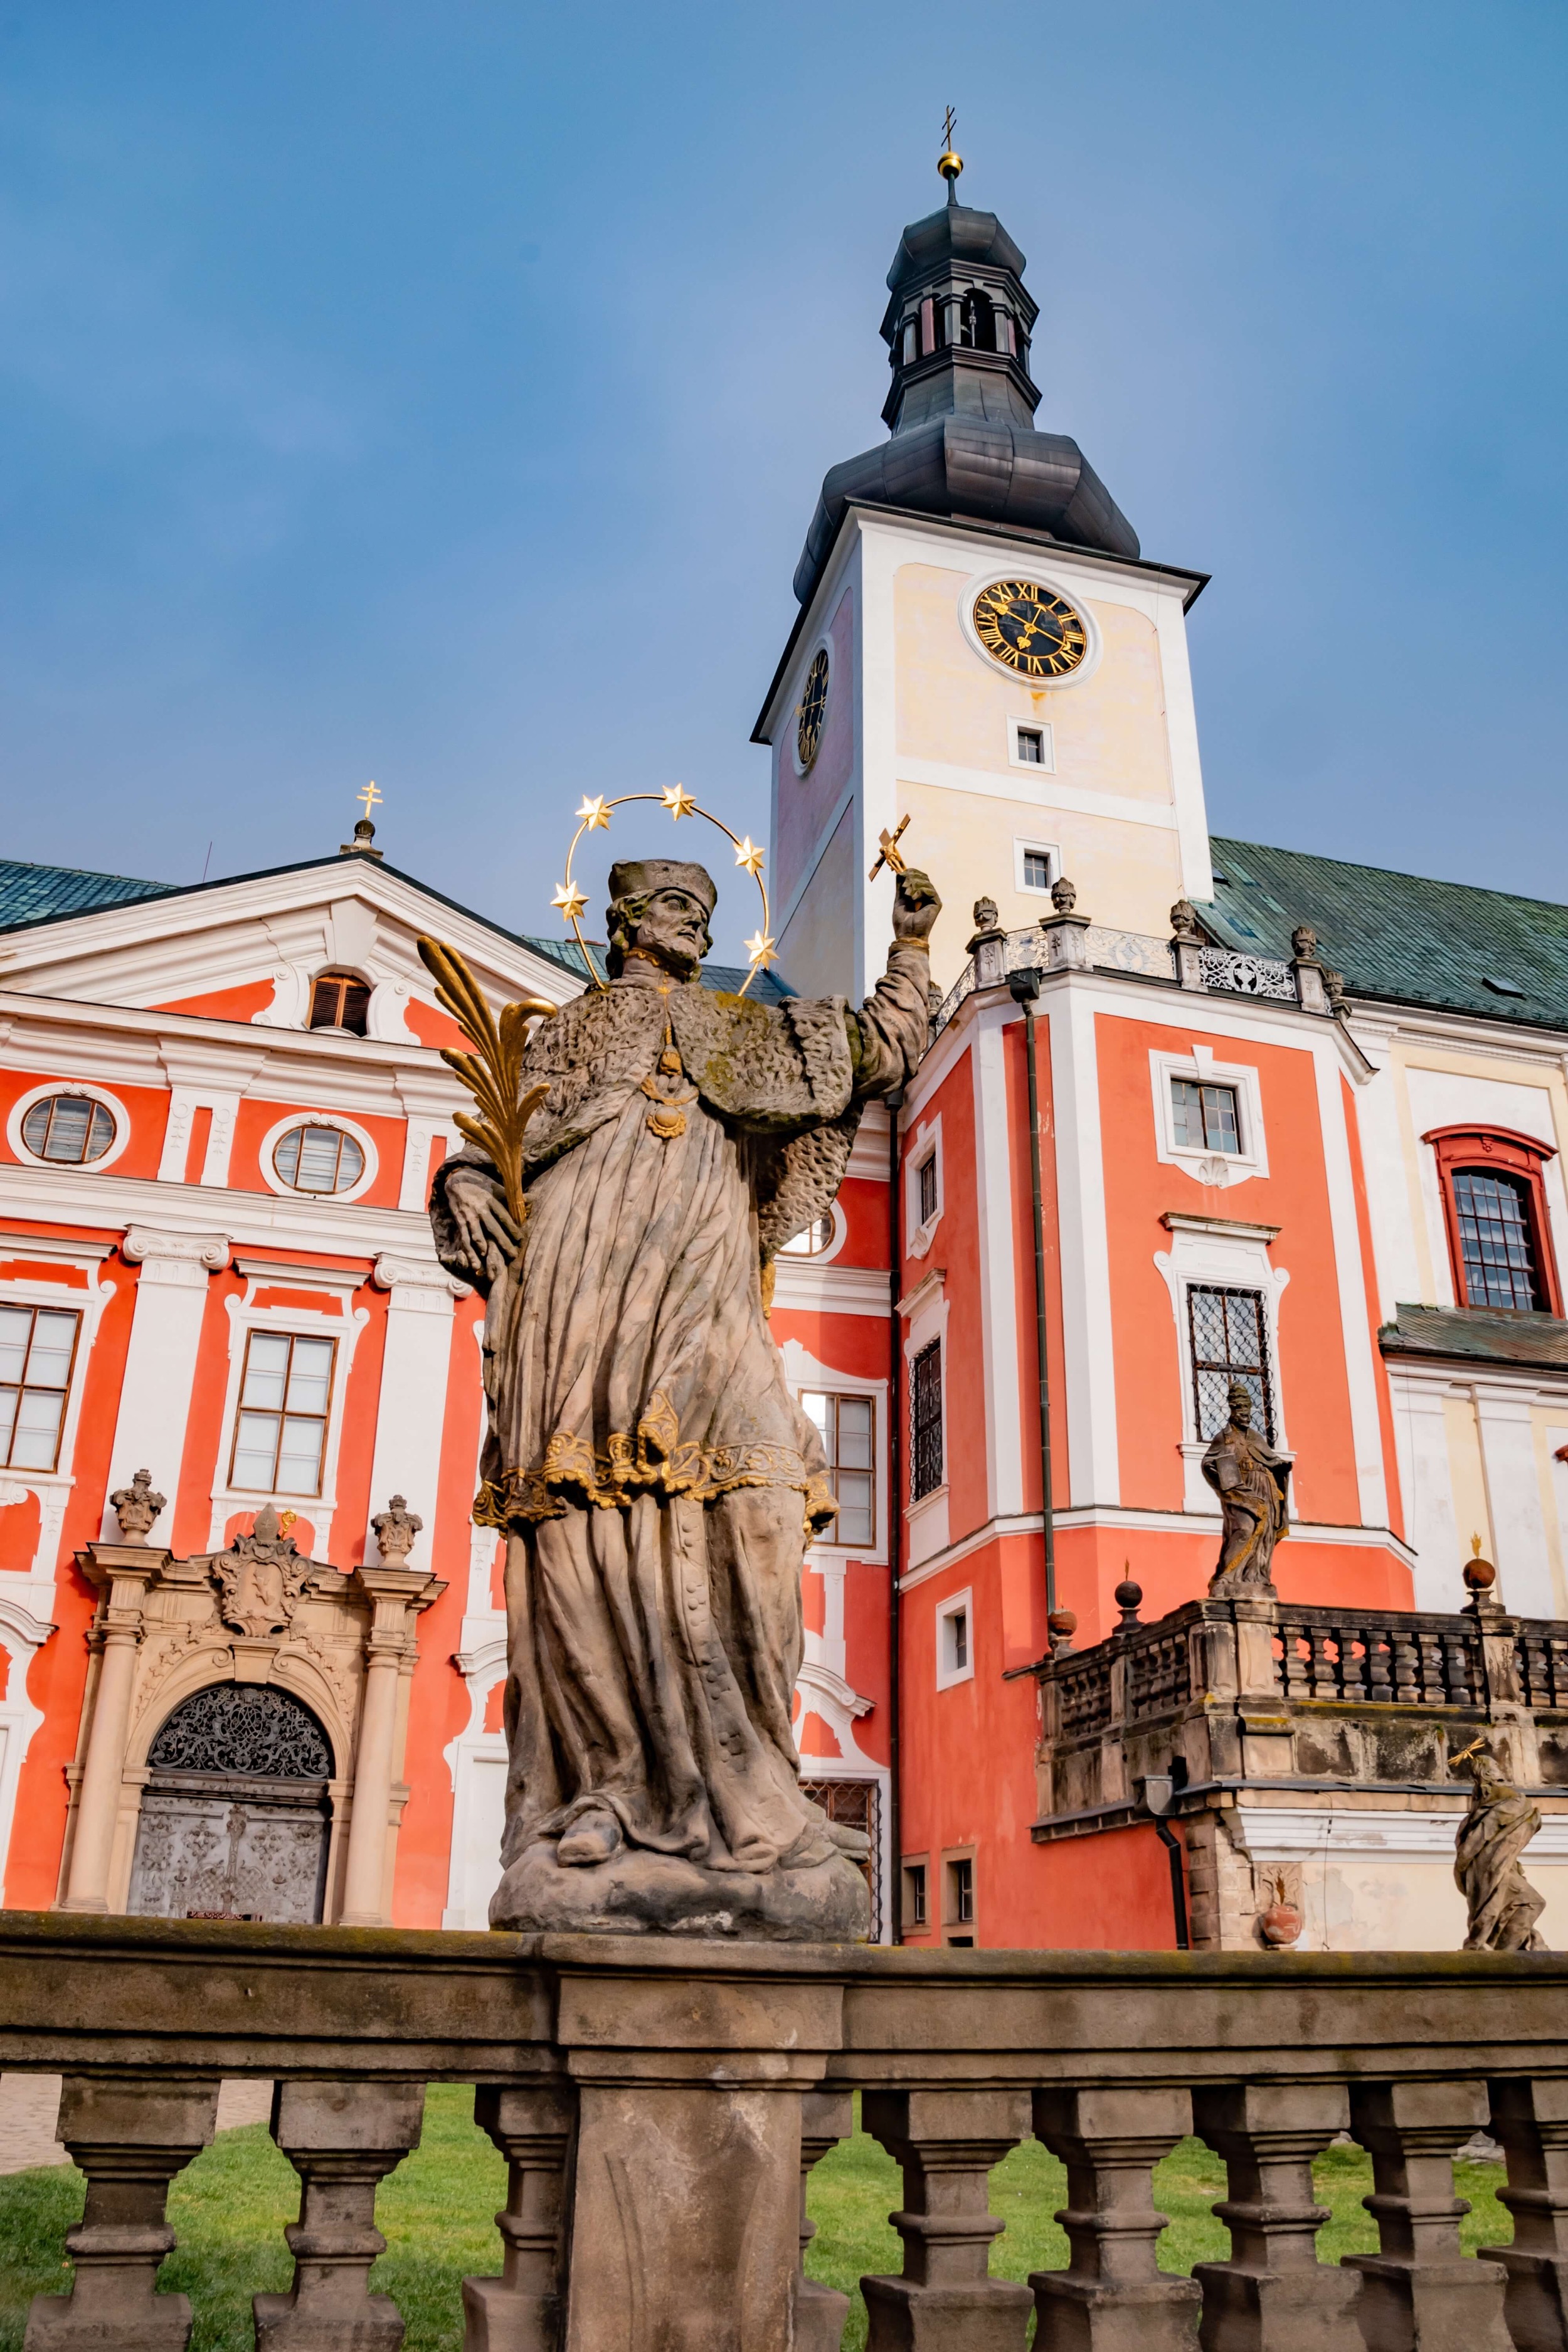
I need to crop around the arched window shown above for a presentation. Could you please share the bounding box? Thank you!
[959,291,995,351]
[308,971,371,1035]
[1425,1125,1562,1316]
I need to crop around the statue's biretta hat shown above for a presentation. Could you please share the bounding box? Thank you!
[607,858,716,914]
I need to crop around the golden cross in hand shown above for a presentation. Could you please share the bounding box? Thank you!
[869,814,911,882]
[358,780,383,822]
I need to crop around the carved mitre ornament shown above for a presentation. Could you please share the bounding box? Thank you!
[212,1503,311,1639]
[110,1467,166,1542]
[371,1493,423,1563]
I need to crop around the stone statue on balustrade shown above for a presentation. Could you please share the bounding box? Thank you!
[1201,1379,1293,1595]
[426,852,940,1939]
[1453,1739,1548,1951]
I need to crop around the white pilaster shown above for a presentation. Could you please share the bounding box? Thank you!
[1472,1379,1559,1619]
[972,1002,1024,1519]
[1387,1367,1463,1609]
[364,1255,469,1564]
[101,1227,231,1539]
[1046,980,1119,1506]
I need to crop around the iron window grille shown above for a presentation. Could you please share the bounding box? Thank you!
[229,1330,338,1495]
[1452,1168,1542,1311]
[273,1123,366,1195]
[148,1683,332,1779]
[0,1302,82,1472]
[19,1094,115,1165]
[1187,1283,1276,1445]
[799,1390,875,1546]
[910,1340,944,1500]
[801,1776,880,1935]
[308,972,371,1035]
[917,1154,938,1224]
[1172,1078,1241,1154]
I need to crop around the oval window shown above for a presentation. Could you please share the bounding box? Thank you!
[779,1213,834,1258]
[21,1094,117,1165]
[273,1123,365,1195]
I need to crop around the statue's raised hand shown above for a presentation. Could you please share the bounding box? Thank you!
[893,867,941,941]
[442,1163,523,1278]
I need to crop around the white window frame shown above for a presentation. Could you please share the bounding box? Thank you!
[780,1341,888,1569]
[900,1269,950,1564]
[209,1266,371,1554]
[935,1586,974,1690]
[1153,1216,1290,1513]
[257,1110,379,1205]
[0,1241,116,1578]
[776,1199,847,1264]
[1150,1044,1269,1191]
[906,1115,943,1261]
[1013,837,1061,898]
[1007,718,1056,774]
[8,1082,131,1174]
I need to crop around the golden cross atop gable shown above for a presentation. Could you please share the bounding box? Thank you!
[358,780,383,822]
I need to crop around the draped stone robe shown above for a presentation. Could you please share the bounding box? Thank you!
[430,946,929,1883]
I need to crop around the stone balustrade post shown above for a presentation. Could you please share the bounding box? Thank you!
[1030,2085,1202,2352]
[1342,2081,1510,2352]
[860,2087,1034,2351]
[796,2089,854,2352]
[463,2082,576,2352]
[1481,2077,1568,2352]
[24,2076,219,2352]
[1189,2084,1362,2352]
[58,1545,171,1912]
[254,2080,426,2352]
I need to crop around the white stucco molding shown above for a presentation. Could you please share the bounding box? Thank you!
[373,1253,472,1305]
[7,1079,132,1173]
[123,1227,231,1285]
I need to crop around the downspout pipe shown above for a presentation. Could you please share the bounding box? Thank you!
[886,1089,904,1943]
[1006,970,1056,1619]
[1140,1773,1191,1951]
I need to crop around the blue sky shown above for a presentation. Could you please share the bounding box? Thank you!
[3,3,1564,962]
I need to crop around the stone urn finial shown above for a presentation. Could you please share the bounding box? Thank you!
[971,895,999,935]
[109,1468,166,1543]
[1291,923,1318,962]
[1050,875,1078,917]
[372,1494,423,1563]
[1170,899,1202,942]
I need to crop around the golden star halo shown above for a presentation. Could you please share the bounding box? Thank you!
[554,788,773,995]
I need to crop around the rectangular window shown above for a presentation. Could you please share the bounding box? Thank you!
[799,1391,876,1547]
[1172,1078,1241,1154]
[1453,1168,1541,1311]
[946,1607,968,1673]
[1187,1284,1274,1444]
[917,1154,938,1225]
[0,1303,82,1472]
[230,1330,338,1495]
[906,1862,928,1927]
[949,1855,975,1925]
[1015,727,1045,765]
[910,1340,943,1500]
[1022,849,1052,890]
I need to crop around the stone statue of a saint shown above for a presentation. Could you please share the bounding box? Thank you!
[430,854,939,1937]
[1454,1745,1547,1951]
[1201,1379,1292,1594]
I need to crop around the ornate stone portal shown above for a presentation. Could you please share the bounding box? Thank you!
[56,1498,442,1926]
[426,856,939,1937]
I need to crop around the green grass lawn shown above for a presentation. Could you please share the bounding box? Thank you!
[0,2089,1512,2352]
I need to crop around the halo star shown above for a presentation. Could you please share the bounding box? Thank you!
[575,796,612,832]
[744,931,778,971]
[734,837,766,877]
[661,783,697,820]
[552,881,589,923]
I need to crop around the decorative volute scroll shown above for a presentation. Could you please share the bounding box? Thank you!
[109,1469,166,1543]
[211,1504,312,1640]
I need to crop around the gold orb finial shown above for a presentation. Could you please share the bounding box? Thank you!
[938,105,962,197]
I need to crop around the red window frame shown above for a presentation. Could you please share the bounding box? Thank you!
[1423,1124,1563,1317]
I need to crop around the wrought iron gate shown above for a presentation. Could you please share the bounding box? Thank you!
[127,1683,331,1924]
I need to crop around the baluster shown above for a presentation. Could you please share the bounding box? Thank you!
[1337,1630,1366,1700]
[860,2088,1033,2351]
[463,2082,575,2352]
[1276,1622,1307,1699]
[1190,2084,1362,2352]
[1392,1627,1421,1703]
[1443,1631,1475,1707]
[1308,1626,1337,1699]
[796,2090,854,2352]
[1480,2079,1568,2352]
[23,2076,219,2352]
[255,2080,426,2352]
[1367,1628,1394,1701]
[1342,2082,1509,2352]
[1416,1631,1444,1703]
[1030,2086,1202,2352]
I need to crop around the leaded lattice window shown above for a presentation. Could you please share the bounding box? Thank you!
[147,1683,331,1780]
[1452,1168,1541,1311]
[911,1340,943,1500]
[1187,1283,1275,1444]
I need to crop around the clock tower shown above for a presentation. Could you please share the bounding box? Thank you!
[755,153,1214,998]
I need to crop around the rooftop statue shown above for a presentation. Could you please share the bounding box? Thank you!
[1202,1379,1293,1594]
[428,852,938,1937]
[1453,1739,1547,1952]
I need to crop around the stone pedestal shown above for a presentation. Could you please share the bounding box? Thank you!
[860,2088,1033,2351]
[1480,2077,1568,2352]
[1341,2082,1509,2352]
[254,2080,426,2352]
[23,2076,218,2352]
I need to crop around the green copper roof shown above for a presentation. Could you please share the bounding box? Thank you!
[0,857,172,930]
[1203,837,1568,1032]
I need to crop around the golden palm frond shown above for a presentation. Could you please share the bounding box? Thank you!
[416,936,554,1230]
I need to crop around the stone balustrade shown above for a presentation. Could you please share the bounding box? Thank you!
[931,922,1310,1037]
[6,1912,1568,2351]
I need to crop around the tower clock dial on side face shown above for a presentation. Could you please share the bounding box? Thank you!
[796,647,830,771]
[972,580,1089,681]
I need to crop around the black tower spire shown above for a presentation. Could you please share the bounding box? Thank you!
[793,162,1140,607]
